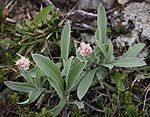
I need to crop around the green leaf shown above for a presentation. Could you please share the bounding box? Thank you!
[96,67,108,80]
[107,42,114,61]
[35,68,45,86]
[18,89,43,104]
[123,43,145,58]
[96,39,109,61]
[47,78,64,98]
[50,97,66,117]
[103,64,114,70]
[61,21,71,61]
[114,72,126,91]
[29,68,38,78]
[70,100,84,109]
[95,30,102,44]
[63,56,74,78]
[97,3,107,43]
[77,68,98,100]
[4,81,36,93]
[72,71,88,91]
[34,5,51,26]
[66,60,86,91]
[19,68,33,84]
[111,57,146,67]
[32,54,64,98]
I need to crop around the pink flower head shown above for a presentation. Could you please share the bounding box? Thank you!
[15,56,30,70]
[77,42,93,56]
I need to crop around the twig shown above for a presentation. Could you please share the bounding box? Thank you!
[90,93,108,103]
[67,10,97,19]
[58,1,79,27]
[5,0,14,9]
[84,101,104,113]
[143,84,150,111]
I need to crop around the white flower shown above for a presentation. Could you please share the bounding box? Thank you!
[77,42,93,56]
[15,56,30,70]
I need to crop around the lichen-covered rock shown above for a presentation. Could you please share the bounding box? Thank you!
[123,2,150,40]
[114,31,139,47]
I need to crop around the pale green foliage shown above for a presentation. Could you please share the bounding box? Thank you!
[61,21,71,61]
[77,68,98,100]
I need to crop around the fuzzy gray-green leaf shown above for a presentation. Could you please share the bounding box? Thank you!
[66,60,86,91]
[50,97,66,117]
[4,81,36,93]
[97,3,107,43]
[18,89,43,104]
[111,57,146,67]
[32,54,64,98]
[77,68,98,100]
[123,43,145,58]
[61,21,71,61]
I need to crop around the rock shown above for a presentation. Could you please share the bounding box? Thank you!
[123,2,150,40]
[145,0,150,3]
[114,30,139,47]
[103,0,116,9]
[78,0,115,11]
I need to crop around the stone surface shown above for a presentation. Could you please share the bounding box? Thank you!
[145,0,150,3]
[103,0,116,9]
[78,0,115,11]
[123,2,150,40]
[114,30,139,47]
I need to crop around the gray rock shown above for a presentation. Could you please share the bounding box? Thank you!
[145,0,150,3]
[123,2,150,40]
[114,30,139,47]
[103,0,116,9]
[78,0,115,11]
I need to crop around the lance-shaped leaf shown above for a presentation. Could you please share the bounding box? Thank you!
[4,81,36,93]
[50,97,66,117]
[32,54,64,98]
[66,60,86,91]
[70,100,84,109]
[95,39,109,61]
[111,57,146,67]
[48,78,64,98]
[61,21,71,61]
[123,43,145,58]
[63,56,74,78]
[77,68,98,100]
[19,68,33,84]
[18,89,43,104]
[97,3,107,43]
[107,42,114,61]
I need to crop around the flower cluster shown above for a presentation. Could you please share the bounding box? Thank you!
[15,56,30,70]
[77,42,93,56]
